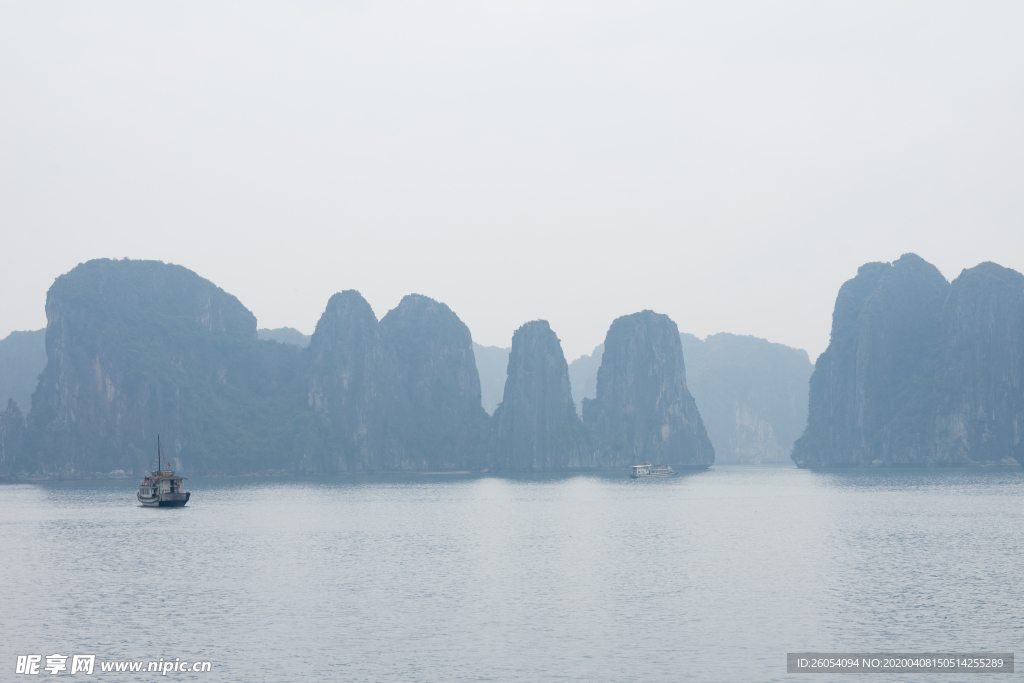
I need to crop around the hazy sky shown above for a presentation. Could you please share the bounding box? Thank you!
[2,1,1022,361]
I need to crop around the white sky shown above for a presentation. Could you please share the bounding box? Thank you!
[2,1,1022,361]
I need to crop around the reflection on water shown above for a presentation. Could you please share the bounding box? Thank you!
[1,466,1021,682]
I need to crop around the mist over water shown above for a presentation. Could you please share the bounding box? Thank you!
[1,467,1021,682]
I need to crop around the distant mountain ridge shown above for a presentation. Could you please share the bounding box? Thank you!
[568,344,603,416]
[21,254,1015,477]
[682,333,812,464]
[566,334,812,464]
[0,329,46,413]
[258,327,311,347]
[2,258,719,477]
[473,343,510,415]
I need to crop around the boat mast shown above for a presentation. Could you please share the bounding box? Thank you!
[157,434,161,472]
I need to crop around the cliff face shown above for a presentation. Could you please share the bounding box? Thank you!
[681,333,812,464]
[21,261,494,476]
[491,321,590,471]
[933,263,1024,465]
[793,254,949,467]
[379,294,489,470]
[793,253,1024,468]
[0,399,26,478]
[0,329,46,412]
[583,311,714,468]
[305,290,394,472]
[27,259,306,476]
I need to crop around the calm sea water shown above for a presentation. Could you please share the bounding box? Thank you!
[1,466,1021,682]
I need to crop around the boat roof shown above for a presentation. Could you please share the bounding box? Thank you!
[145,472,187,480]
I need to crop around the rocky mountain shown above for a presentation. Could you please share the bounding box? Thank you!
[24,259,307,477]
[305,290,394,472]
[933,263,1024,465]
[0,329,46,412]
[13,260,503,477]
[583,310,714,468]
[793,254,949,467]
[32,253,1017,477]
[568,344,603,416]
[9,259,513,477]
[379,295,489,470]
[681,333,812,464]
[0,399,26,478]
[491,321,590,471]
[793,253,1024,468]
[305,292,490,472]
[567,334,812,464]
[473,342,511,415]
[258,327,311,347]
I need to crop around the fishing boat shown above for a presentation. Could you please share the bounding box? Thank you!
[630,462,675,478]
[137,436,190,507]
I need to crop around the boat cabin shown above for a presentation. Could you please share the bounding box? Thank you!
[140,471,186,496]
[631,464,652,477]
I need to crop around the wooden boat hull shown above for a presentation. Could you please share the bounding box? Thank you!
[138,492,190,507]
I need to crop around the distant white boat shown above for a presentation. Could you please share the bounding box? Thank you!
[630,462,675,478]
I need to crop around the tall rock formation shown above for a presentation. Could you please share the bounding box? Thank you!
[0,399,26,478]
[26,258,306,476]
[933,263,1024,465]
[305,290,395,472]
[583,311,714,468]
[681,333,812,464]
[793,254,949,467]
[379,294,488,470]
[491,321,590,471]
[0,329,47,412]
